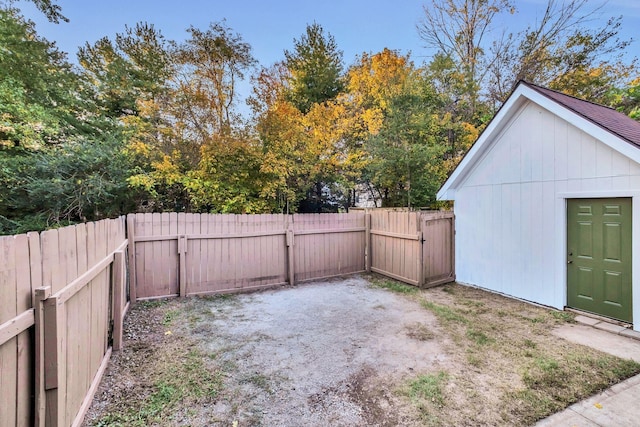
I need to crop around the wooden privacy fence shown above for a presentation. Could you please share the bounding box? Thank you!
[128,211,454,301]
[1,210,453,426]
[369,210,455,287]
[0,217,127,427]
[128,213,367,300]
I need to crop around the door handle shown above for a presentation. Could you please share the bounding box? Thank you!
[567,260,573,264]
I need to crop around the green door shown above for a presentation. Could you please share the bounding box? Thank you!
[567,198,632,322]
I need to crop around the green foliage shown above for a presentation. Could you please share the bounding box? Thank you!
[365,75,448,208]
[408,371,449,409]
[369,276,420,294]
[0,138,137,233]
[284,23,345,114]
[0,7,91,148]
[421,300,469,324]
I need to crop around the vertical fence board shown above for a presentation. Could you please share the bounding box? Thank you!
[0,236,18,427]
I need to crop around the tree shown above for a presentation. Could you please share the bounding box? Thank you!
[418,0,514,120]
[284,23,345,114]
[173,22,256,135]
[2,0,68,22]
[489,0,636,105]
[78,22,173,119]
[365,74,449,207]
[0,7,90,148]
[418,0,637,113]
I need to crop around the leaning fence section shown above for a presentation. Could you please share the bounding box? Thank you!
[0,217,128,427]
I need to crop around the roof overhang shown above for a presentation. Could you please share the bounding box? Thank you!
[437,81,640,200]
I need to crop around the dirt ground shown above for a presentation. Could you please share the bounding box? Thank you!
[83,275,640,426]
[85,276,446,426]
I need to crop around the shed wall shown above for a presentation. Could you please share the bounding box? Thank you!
[455,101,640,321]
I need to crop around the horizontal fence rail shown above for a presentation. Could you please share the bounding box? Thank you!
[128,213,368,300]
[1,210,453,426]
[0,217,128,427]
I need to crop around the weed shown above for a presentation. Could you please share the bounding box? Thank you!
[421,300,468,324]
[162,310,179,326]
[523,339,537,349]
[243,373,271,391]
[441,285,456,294]
[371,277,419,294]
[550,310,576,323]
[466,351,483,367]
[139,299,168,309]
[406,323,435,341]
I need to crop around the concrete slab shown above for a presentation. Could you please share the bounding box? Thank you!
[574,315,601,326]
[619,328,640,341]
[592,321,628,335]
[535,409,599,426]
[552,324,640,362]
[536,375,640,427]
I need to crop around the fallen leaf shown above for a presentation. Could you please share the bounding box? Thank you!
[165,330,172,336]
[594,403,603,409]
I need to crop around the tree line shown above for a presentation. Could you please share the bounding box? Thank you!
[1,0,639,234]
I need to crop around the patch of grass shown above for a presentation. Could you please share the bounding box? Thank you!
[441,285,456,294]
[138,299,169,309]
[243,373,271,391]
[466,328,492,346]
[408,372,448,405]
[419,283,640,425]
[408,371,449,408]
[97,346,222,426]
[95,302,223,427]
[421,300,468,324]
[370,276,419,294]
[466,351,483,368]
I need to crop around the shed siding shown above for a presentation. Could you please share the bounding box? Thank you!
[455,101,640,309]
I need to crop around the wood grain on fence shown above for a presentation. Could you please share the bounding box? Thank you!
[292,213,366,282]
[421,211,455,287]
[40,217,127,427]
[0,232,39,427]
[1,217,127,427]
[369,211,455,287]
[129,213,368,300]
[370,211,422,285]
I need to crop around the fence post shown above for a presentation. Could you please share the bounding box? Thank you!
[43,295,66,426]
[365,214,371,273]
[34,286,51,427]
[286,224,295,286]
[418,229,425,287]
[112,251,125,351]
[178,235,187,297]
[126,214,137,304]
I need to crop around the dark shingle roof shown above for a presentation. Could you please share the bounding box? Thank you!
[522,81,640,148]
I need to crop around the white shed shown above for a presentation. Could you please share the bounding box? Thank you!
[437,80,640,331]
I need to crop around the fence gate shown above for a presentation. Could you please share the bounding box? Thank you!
[369,210,455,287]
[421,211,455,287]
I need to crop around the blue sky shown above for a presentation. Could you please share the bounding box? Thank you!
[14,0,640,110]
[17,0,640,66]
